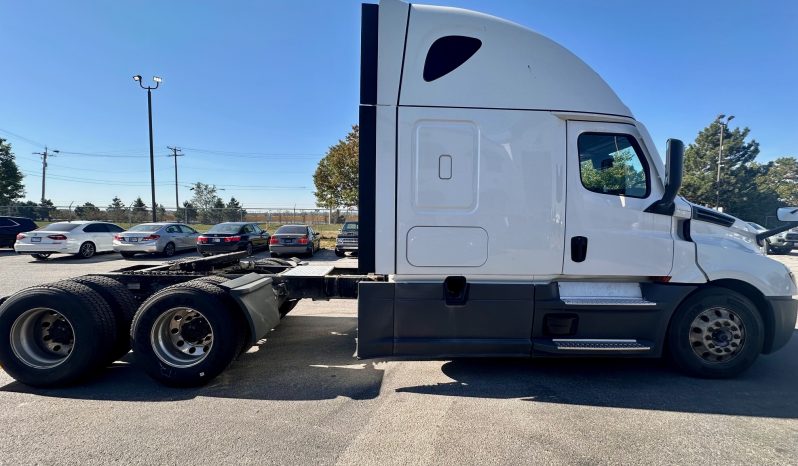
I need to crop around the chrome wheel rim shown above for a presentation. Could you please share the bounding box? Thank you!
[10,308,75,369]
[150,307,213,368]
[689,307,745,363]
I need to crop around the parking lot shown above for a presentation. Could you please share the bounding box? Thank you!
[1,249,797,465]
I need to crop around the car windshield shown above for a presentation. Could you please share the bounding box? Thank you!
[128,224,161,232]
[276,226,307,235]
[343,222,358,231]
[207,224,243,234]
[38,223,81,232]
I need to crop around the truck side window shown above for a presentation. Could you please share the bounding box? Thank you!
[423,36,482,82]
[577,133,650,198]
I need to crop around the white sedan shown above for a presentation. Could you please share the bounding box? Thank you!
[14,221,125,260]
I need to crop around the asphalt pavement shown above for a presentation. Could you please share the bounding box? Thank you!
[0,248,796,465]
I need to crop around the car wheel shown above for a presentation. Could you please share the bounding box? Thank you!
[163,242,176,257]
[270,251,280,258]
[121,252,136,259]
[245,242,253,257]
[32,253,51,261]
[666,287,763,378]
[335,249,345,257]
[78,242,96,259]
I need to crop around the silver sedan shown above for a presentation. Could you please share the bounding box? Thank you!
[113,222,200,258]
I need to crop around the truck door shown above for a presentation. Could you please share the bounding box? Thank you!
[564,121,673,277]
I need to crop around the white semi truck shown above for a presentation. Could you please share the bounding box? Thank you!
[0,0,795,388]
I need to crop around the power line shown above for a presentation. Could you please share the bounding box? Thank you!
[0,128,47,148]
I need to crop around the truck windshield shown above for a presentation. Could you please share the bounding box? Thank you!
[343,223,358,231]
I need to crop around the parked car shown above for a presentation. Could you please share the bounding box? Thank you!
[335,221,359,257]
[0,216,37,248]
[269,224,321,257]
[14,221,125,260]
[196,222,270,257]
[113,222,200,258]
[747,222,795,255]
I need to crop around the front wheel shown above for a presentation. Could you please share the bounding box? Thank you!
[78,242,96,259]
[666,287,763,378]
[32,253,51,260]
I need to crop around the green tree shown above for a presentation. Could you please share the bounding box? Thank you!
[681,117,761,217]
[38,199,54,221]
[313,125,359,213]
[107,196,125,223]
[74,202,100,220]
[757,157,798,207]
[225,197,246,222]
[177,200,198,224]
[9,200,39,219]
[0,138,25,206]
[188,182,224,224]
[132,197,148,222]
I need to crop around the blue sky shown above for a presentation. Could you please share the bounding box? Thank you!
[1,0,796,209]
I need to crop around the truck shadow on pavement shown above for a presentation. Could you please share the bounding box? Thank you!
[1,315,384,402]
[397,330,798,419]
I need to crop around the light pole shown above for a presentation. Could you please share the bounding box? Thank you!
[133,74,162,222]
[715,114,734,210]
[167,146,183,219]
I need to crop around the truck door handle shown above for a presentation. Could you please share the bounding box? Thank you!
[571,236,588,263]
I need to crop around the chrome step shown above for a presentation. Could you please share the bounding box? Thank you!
[551,339,651,351]
[560,297,656,306]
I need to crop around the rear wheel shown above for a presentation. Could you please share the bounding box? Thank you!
[163,242,176,257]
[667,287,763,378]
[67,276,138,362]
[335,249,345,257]
[32,253,51,260]
[270,251,280,258]
[0,283,117,386]
[78,242,96,259]
[120,252,136,259]
[245,242,253,256]
[131,281,245,387]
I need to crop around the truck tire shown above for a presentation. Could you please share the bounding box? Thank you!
[68,276,139,362]
[0,282,117,387]
[193,275,228,285]
[335,249,345,257]
[666,287,763,378]
[131,281,245,387]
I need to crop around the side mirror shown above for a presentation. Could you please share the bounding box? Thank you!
[645,138,684,215]
[777,207,798,222]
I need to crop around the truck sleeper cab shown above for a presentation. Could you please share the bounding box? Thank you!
[356,0,797,378]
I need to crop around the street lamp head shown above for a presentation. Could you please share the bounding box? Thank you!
[153,76,162,83]
[133,75,142,82]
[717,114,726,120]
[727,115,735,122]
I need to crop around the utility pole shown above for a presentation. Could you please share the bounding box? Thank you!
[167,146,184,220]
[32,146,60,203]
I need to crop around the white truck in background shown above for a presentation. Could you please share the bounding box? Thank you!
[0,0,795,388]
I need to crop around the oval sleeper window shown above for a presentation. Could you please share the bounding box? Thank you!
[423,35,482,82]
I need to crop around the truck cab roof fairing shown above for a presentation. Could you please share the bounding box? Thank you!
[381,0,633,117]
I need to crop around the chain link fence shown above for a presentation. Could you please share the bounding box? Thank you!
[0,205,358,228]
